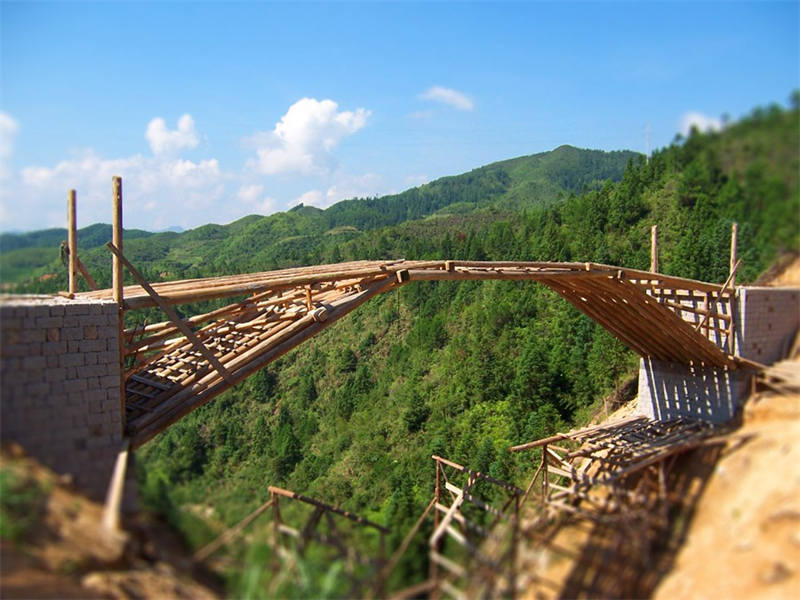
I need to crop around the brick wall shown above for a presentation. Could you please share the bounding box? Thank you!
[637,358,749,424]
[736,287,800,364]
[638,286,800,424]
[0,296,123,501]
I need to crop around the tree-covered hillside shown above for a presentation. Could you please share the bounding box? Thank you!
[2,100,798,596]
[131,101,798,596]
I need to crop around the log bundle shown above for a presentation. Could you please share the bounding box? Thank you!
[76,259,742,446]
[507,415,723,597]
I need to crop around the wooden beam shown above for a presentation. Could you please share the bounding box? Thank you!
[193,498,275,561]
[76,257,99,291]
[650,224,658,273]
[695,259,739,335]
[111,177,125,435]
[267,486,389,533]
[68,189,78,294]
[102,438,130,533]
[106,242,234,386]
[129,277,400,446]
[112,177,123,306]
[730,222,738,289]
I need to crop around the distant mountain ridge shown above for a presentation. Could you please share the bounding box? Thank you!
[0,145,637,284]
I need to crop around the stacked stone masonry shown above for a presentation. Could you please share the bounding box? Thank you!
[639,286,800,424]
[736,287,800,364]
[0,296,122,501]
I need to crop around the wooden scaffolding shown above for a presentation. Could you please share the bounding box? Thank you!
[507,415,724,596]
[77,255,748,447]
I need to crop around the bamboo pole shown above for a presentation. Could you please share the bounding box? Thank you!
[68,189,78,294]
[112,177,123,305]
[107,242,234,386]
[193,498,275,561]
[111,177,125,434]
[730,222,738,289]
[267,486,389,532]
[76,257,99,290]
[102,438,130,533]
[650,225,658,273]
[729,222,739,355]
[129,276,403,446]
[377,498,436,587]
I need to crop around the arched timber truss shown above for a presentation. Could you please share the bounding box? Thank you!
[79,258,744,447]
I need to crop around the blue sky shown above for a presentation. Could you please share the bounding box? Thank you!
[1,1,797,232]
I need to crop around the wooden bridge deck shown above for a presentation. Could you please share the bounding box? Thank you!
[78,260,743,447]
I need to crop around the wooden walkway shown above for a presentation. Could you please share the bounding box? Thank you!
[78,260,745,447]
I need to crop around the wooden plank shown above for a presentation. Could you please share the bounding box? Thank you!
[107,242,235,386]
[440,580,467,600]
[443,482,503,517]
[430,551,466,578]
[128,373,173,391]
[128,279,394,442]
[430,490,464,547]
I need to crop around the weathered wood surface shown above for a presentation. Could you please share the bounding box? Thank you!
[76,256,750,445]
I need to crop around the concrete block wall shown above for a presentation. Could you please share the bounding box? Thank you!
[736,287,800,364]
[638,286,800,424]
[637,359,749,424]
[0,295,123,501]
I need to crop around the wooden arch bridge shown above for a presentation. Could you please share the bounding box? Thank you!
[79,255,745,448]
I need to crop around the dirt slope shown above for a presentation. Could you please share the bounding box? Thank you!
[654,386,800,599]
[0,444,220,600]
[654,256,800,600]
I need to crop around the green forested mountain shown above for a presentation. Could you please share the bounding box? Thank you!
[3,102,798,596]
[0,145,634,286]
[138,102,796,596]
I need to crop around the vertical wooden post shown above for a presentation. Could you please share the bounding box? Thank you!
[102,439,130,533]
[729,221,739,355]
[730,222,738,288]
[542,446,549,501]
[112,177,125,433]
[67,189,78,294]
[509,494,519,599]
[431,460,441,599]
[271,491,281,574]
[650,225,659,273]
[112,177,123,304]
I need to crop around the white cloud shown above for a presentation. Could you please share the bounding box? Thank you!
[404,174,429,187]
[248,98,370,176]
[294,189,324,207]
[6,146,227,231]
[0,111,20,179]
[679,111,723,136]
[237,183,264,203]
[324,173,384,207]
[237,183,275,215]
[419,86,474,111]
[146,114,199,155]
[0,111,233,230]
